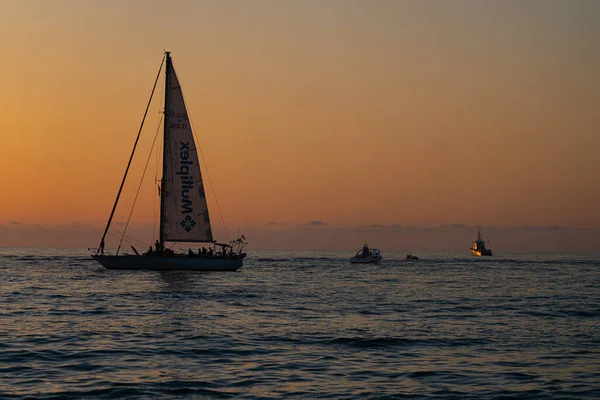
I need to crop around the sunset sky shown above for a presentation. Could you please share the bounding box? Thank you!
[1,0,599,250]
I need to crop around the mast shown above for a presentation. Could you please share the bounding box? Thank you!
[160,51,171,250]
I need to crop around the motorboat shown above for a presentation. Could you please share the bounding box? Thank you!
[349,245,383,264]
[470,226,492,256]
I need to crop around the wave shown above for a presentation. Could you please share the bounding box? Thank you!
[0,255,93,263]
[251,335,494,349]
[327,336,494,349]
[254,256,346,263]
[526,309,600,318]
[0,385,234,400]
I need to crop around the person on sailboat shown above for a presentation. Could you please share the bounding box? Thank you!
[155,240,162,254]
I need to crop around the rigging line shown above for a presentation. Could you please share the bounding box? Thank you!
[152,175,157,240]
[117,115,163,255]
[152,177,157,239]
[191,116,230,242]
[104,229,149,253]
[153,76,165,241]
[153,137,161,240]
[107,233,145,251]
[152,136,161,241]
[171,63,230,242]
[112,235,147,250]
[112,235,148,250]
[107,232,142,248]
[109,224,149,244]
[96,54,165,255]
[108,227,149,248]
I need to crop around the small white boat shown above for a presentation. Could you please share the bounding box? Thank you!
[349,245,383,264]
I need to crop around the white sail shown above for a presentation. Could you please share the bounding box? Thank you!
[161,60,213,243]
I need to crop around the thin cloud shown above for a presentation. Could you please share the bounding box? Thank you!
[70,221,93,229]
[8,221,44,229]
[308,220,328,226]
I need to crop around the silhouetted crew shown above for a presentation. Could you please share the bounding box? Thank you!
[362,245,370,258]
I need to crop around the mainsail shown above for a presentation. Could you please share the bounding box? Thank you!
[161,56,213,243]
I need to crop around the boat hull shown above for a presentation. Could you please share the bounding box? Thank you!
[92,255,244,271]
[349,256,382,264]
[470,249,492,257]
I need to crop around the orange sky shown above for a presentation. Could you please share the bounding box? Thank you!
[1,1,599,248]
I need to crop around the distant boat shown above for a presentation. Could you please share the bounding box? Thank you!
[470,226,492,256]
[406,254,419,260]
[350,245,383,264]
[92,52,247,271]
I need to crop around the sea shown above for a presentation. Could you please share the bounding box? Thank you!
[0,248,598,399]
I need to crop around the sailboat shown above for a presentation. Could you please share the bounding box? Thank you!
[92,52,247,271]
[469,226,492,257]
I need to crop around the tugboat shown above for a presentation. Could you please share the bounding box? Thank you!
[470,226,492,256]
[349,244,383,264]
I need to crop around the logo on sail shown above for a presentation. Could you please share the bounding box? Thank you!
[176,141,194,217]
[180,215,197,232]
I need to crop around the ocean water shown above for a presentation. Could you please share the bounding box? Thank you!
[0,248,598,399]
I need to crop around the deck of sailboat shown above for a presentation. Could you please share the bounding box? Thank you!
[92,254,245,271]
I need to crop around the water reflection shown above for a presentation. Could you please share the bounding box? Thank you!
[157,270,207,293]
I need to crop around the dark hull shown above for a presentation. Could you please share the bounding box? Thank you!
[470,249,492,257]
[349,256,383,264]
[92,254,244,271]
